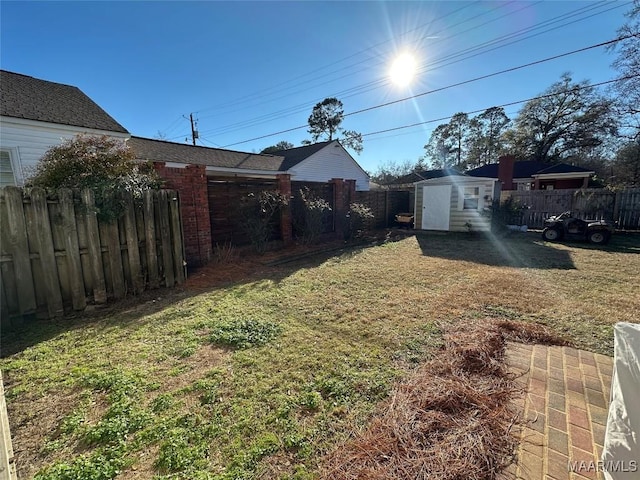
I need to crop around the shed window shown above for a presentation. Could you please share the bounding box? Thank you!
[0,150,16,187]
[462,186,480,210]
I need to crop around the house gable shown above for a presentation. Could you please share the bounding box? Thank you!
[1,70,128,133]
[0,70,131,186]
[280,141,370,191]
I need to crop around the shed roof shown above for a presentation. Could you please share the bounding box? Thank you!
[0,70,128,133]
[389,167,466,185]
[128,136,286,171]
[416,174,496,185]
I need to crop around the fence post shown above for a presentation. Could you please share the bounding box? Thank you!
[169,191,186,284]
[59,189,86,311]
[82,189,107,304]
[385,190,390,228]
[613,190,622,224]
[158,190,175,287]
[123,192,144,294]
[144,190,160,289]
[31,188,64,318]
[3,187,36,315]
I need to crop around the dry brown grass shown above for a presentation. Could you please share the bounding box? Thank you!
[320,319,566,480]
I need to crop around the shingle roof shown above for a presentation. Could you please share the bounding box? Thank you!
[0,70,128,133]
[467,160,591,178]
[269,141,332,170]
[535,163,593,175]
[128,136,287,171]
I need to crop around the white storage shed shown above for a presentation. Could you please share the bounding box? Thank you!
[414,175,500,232]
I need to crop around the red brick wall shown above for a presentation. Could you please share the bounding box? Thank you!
[276,174,293,245]
[154,162,212,267]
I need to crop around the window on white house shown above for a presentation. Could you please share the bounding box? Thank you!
[0,150,16,187]
[463,186,480,210]
[517,181,531,191]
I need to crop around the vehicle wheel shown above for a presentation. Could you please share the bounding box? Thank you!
[542,227,563,242]
[588,231,610,245]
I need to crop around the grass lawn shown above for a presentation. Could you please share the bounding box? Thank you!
[1,231,638,479]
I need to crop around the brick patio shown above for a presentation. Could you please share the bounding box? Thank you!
[506,343,613,480]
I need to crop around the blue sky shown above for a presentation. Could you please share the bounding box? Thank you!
[0,1,631,173]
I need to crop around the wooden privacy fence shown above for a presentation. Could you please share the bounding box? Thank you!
[502,188,640,230]
[0,187,185,321]
[354,190,412,228]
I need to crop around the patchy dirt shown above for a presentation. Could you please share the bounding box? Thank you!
[7,389,80,480]
[116,444,160,480]
[151,343,227,397]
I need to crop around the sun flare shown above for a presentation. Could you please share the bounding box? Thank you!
[389,53,417,87]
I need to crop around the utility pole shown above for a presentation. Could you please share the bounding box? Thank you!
[184,113,199,145]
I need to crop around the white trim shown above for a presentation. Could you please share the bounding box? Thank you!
[205,165,281,177]
[458,185,484,212]
[532,171,593,180]
[415,175,495,186]
[1,115,130,139]
[162,162,189,169]
[0,147,22,186]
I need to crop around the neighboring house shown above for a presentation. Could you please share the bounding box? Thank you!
[0,70,130,187]
[270,140,370,191]
[414,172,499,232]
[467,155,594,191]
[129,136,369,265]
[129,137,369,189]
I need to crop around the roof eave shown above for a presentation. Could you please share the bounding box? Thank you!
[532,172,594,179]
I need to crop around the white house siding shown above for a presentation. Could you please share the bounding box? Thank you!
[287,141,370,191]
[0,117,129,185]
[414,177,496,232]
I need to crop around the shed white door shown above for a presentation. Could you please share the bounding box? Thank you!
[422,184,451,230]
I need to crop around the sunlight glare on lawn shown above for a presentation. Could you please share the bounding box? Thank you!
[389,52,417,87]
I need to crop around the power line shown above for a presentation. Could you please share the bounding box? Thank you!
[354,75,637,140]
[345,34,634,118]
[191,2,477,115]
[220,36,633,148]
[197,1,626,139]
[194,1,542,126]
[192,2,625,134]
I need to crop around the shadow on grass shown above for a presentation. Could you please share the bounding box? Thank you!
[1,233,406,358]
[555,231,640,254]
[415,231,576,269]
[0,287,190,358]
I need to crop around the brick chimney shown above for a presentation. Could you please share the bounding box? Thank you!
[497,155,515,190]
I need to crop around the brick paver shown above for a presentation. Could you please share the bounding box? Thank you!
[506,343,613,480]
